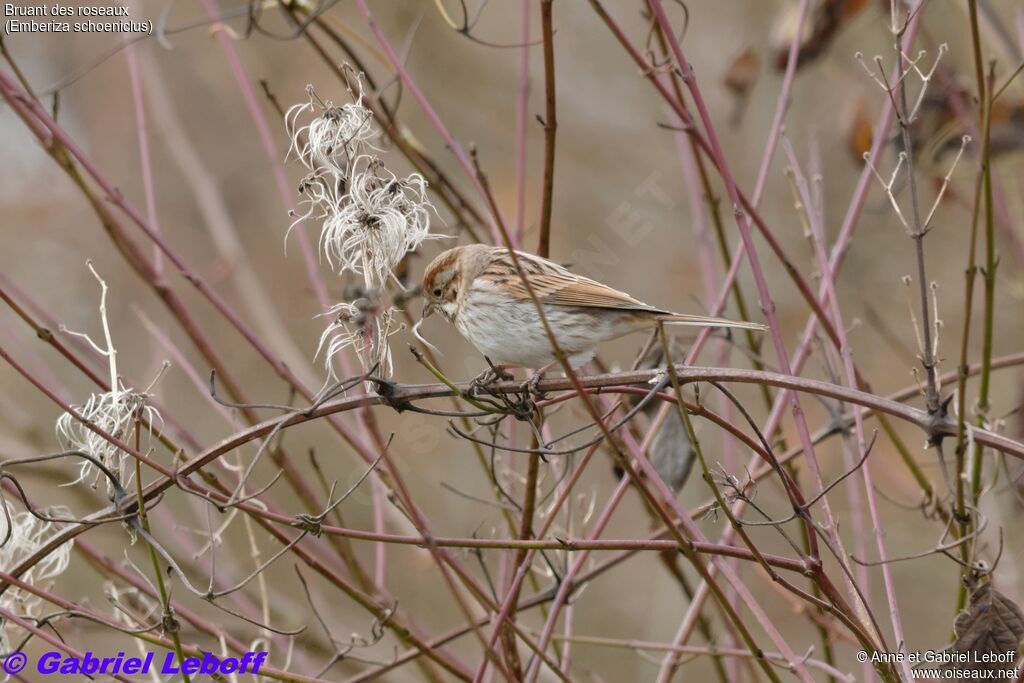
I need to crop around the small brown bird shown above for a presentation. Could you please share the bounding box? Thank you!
[420,244,766,370]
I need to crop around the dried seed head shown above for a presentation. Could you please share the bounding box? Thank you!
[54,387,162,491]
[286,82,440,288]
[0,502,73,651]
[315,302,400,381]
[320,157,436,284]
[286,83,379,174]
[287,74,442,381]
[291,156,438,285]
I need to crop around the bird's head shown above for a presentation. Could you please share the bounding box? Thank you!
[421,247,464,323]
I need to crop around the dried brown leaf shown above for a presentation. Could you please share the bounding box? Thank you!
[771,0,871,71]
[943,583,1024,672]
[723,49,761,97]
[846,98,873,162]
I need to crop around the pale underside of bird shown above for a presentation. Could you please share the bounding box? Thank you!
[420,244,766,369]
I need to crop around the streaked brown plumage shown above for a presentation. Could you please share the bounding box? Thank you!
[421,244,766,368]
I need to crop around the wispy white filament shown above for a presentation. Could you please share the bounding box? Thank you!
[318,157,434,283]
[56,263,164,490]
[286,77,442,380]
[291,158,438,283]
[54,388,162,489]
[315,302,400,380]
[411,317,441,355]
[286,83,379,174]
[0,502,73,652]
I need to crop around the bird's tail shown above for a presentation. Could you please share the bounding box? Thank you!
[655,313,767,331]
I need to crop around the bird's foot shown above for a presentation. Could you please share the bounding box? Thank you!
[469,362,515,395]
[522,370,547,399]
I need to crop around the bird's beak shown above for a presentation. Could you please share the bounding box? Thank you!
[421,301,434,320]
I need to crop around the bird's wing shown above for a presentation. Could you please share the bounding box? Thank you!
[479,249,666,312]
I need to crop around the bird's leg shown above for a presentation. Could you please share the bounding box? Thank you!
[469,357,515,395]
[486,356,516,380]
[524,360,558,398]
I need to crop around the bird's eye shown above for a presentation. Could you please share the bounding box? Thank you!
[432,287,442,297]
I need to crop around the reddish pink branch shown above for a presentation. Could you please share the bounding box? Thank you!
[750,0,812,205]
[473,440,605,681]
[352,0,505,245]
[0,606,135,683]
[686,59,920,682]
[785,139,912,680]
[123,38,162,275]
[514,0,532,243]
[647,0,833,559]
[199,0,331,312]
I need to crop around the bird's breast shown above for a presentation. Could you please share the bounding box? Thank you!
[453,283,624,367]
[453,286,551,366]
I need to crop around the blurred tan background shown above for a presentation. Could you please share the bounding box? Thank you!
[2,0,1024,680]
